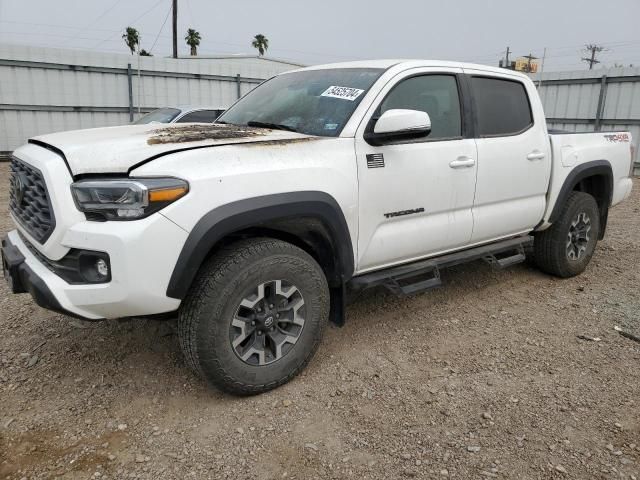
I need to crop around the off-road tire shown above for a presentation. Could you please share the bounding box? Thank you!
[178,238,329,395]
[534,191,600,278]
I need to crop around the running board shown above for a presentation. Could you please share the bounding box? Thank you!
[349,235,533,296]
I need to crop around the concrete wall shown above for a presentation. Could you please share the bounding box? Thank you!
[0,44,302,154]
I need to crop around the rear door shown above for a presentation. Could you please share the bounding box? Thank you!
[465,71,550,243]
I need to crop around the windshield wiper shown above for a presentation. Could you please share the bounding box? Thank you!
[246,121,297,132]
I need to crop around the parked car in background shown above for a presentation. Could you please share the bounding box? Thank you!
[133,105,226,124]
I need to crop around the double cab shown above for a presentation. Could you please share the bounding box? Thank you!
[2,60,634,394]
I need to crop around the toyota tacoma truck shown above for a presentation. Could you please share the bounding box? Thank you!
[2,60,634,395]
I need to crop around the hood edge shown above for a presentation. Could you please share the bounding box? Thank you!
[29,137,297,178]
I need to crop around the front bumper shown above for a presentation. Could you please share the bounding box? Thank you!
[2,213,187,319]
[2,235,74,317]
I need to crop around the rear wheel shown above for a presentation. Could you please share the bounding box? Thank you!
[534,191,600,278]
[178,238,329,395]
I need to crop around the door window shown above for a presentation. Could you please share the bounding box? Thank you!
[377,75,462,140]
[471,77,533,136]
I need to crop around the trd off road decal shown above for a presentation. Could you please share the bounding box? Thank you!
[321,86,365,101]
[604,133,630,143]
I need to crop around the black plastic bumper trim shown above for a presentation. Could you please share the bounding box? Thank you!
[2,235,86,319]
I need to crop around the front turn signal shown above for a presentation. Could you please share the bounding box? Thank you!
[149,186,188,203]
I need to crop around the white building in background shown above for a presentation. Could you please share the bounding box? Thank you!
[0,43,304,155]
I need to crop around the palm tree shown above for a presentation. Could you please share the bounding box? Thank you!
[122,27,140,55]
[185,28,202,56]
[251,34,269,57]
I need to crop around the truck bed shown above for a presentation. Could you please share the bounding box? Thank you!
[542,130,634,225]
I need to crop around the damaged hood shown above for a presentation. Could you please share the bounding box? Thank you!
[31,123,316,175]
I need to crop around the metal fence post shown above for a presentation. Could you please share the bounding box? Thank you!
[127,63,134,122]
[594,75,608,132]
[236,74,242,99]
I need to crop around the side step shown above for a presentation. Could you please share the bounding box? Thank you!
[482,245,526,270]
[349,235,533,296]
[384,266,442,296]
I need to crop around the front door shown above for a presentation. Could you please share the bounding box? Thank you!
[355,68,478,273]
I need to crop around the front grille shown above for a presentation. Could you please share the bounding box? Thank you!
[9,157,56,243]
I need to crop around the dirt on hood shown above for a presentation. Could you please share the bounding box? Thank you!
[29,123,316,175]
[146,124,268,145]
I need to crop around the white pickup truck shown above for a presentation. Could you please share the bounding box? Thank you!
[2,60,634,395]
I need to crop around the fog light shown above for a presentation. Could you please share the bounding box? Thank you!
[96,258,109,277]
[78,252,111,283]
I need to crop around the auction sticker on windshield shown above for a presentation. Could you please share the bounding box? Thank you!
[321,86,365,101]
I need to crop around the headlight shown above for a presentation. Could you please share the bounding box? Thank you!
[71,178,188,220]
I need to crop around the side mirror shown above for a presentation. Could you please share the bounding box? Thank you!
[364,109,431,146]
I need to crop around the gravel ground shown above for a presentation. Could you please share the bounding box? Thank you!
[0,164,638,480]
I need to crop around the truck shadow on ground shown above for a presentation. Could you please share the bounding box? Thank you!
[28,258,546,397]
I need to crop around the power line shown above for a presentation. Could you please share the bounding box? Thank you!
[0,39,129,55]
[150,1,172,53]
[185,0,196,29]
[0,29,122,43]
[81,0,125,31]
[58,0,126,47]
[91,0,167,50]
[0,19,122,33]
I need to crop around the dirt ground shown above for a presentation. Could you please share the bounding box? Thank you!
[0,164,638,480]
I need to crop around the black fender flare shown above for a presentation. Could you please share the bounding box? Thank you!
[166,191,355,300]
[547,159,613,238]
[548,160,613,219]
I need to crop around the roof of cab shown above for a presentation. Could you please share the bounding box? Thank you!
[290,59,530,80]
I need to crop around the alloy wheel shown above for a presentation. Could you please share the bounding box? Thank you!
[230,280,305,366]
[566,211,591,260]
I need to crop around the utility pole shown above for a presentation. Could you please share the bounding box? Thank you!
[537,47,547,88]
[172,0,178,59]
[522,53,538,73]
[582,44,604,70]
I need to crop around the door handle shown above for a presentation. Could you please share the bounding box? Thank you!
[527,150,546,161]
[449,156,476,169]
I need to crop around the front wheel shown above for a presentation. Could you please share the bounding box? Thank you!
[178,238,329,395]
[534,191,600,278]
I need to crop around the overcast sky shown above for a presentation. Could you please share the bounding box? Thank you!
[0,0,639,71]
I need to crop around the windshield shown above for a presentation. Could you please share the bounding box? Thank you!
[218,68,384,137]
[134,107,181,125]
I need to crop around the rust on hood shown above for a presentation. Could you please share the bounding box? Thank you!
[147,124,267,145]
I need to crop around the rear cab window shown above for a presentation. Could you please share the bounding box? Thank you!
[471,76,533,137]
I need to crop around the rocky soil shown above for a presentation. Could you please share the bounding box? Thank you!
[1,166,638,479]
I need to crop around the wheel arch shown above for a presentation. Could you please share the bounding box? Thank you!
[549,160,613,239]
[166,191,355,302]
